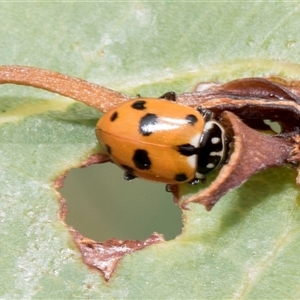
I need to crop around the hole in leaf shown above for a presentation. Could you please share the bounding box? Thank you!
[264,119,282,134]
[59,163,182,241]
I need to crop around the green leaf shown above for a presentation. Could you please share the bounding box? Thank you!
[1,2,300,298]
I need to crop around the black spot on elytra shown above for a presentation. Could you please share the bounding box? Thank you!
[174,173,188,182]
[110,111,118,122]
[133,149,151,170]
[105,144,112,154]
[186,114,198,125]
[131,100,147,110]
[139,113,158,136]
[177,144,196,156]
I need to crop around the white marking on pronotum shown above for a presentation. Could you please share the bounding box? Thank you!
[196,172,205,178]
[206,163,215,169]
[210,151,223,156]
[204,121,214,131]
[211,137,221,144]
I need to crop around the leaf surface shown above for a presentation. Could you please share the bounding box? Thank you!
[1,2,300,298]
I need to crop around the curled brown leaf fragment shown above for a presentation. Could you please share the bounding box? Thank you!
[69,228,164,281]
[179,111,294,210]
[178,77,300,132]
[175,77,300,210]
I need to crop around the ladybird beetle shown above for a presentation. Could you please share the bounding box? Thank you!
[96,93,229,185]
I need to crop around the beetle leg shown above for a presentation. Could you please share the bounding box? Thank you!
[197,106,215,122]
[189,178,201,185]
[165,184,172,192]
[159,91,176,101]
[123,171,136,181]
